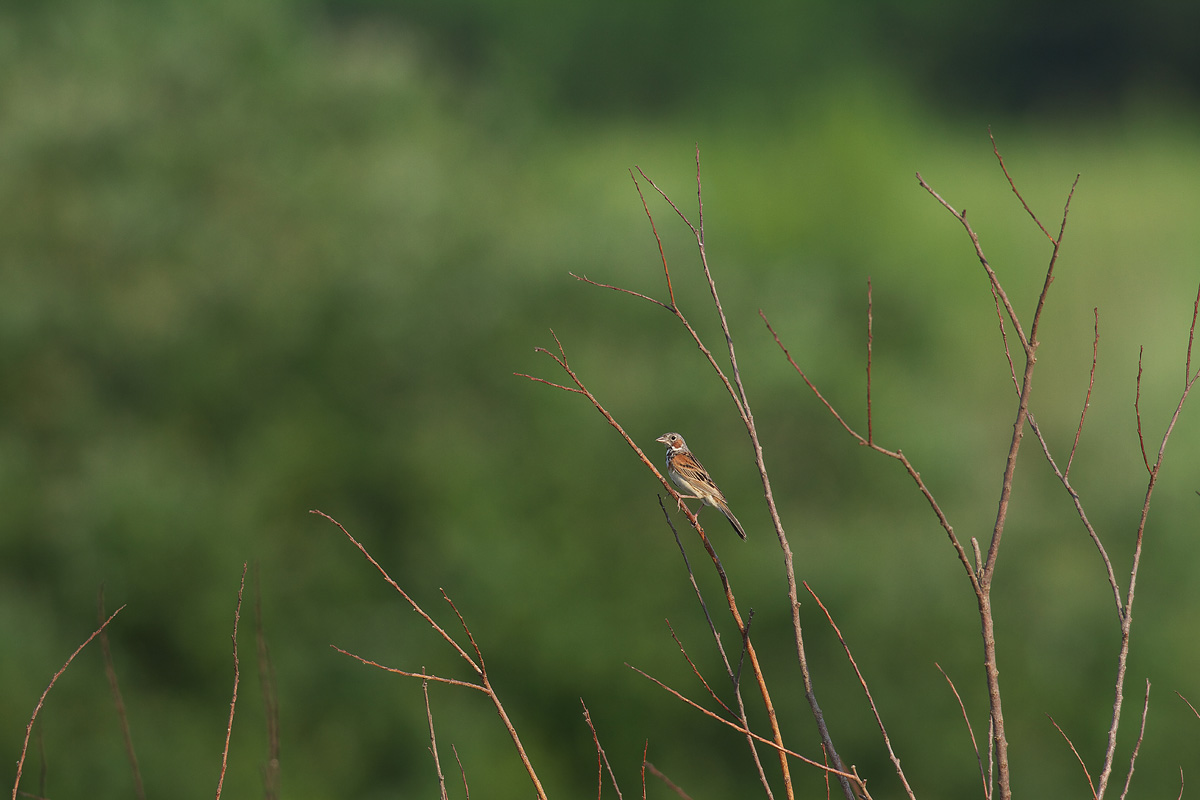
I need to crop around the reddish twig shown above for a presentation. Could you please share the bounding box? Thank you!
[805,583,916,800]
[658,498,773,792]
[451,744,470,800]
[1135,348,1150,473]
[423,676,450,800]
[627,664,870,797]
[936,663,988,800]
[1097,283,1200,800]
[1118,681,1151,800]
[582,700,622,800]
[1066,309,1101,477]
[12,607,125,800]
[644,761,694,800]
[1177,692,1200,720]
[519,330,798,799]
[1047,714,1097,800]
[313,510,549,800]
[97,588,145,800]
[215,563,248,800]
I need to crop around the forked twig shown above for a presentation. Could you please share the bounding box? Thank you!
[313,510,548,800]
[582,700,622,800]
[519,330,799,799]
[627,664,870,798]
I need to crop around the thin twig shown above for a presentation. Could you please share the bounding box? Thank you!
[1135,348,1150,473]
[12,608,125,800]
[628,663,869,797]
[582,700,622,800]
[215,563,249,800]
[451,744,470,799]
[1177,691,1200,720]
[520,327,795,798]
[1118,681,1151,800]
[658,498,774,795]
[1047,714,1097,799]
[315,511,549,800]
[98,587,145,800]
[805,583,916,800]
[1098,284,1200,799]
[991,128,1055,243]
[1066,308,1101,477]
[665,621,734,717]
[641,741,649,800]
[645,762,695,800]
[424,676,450,800]
[936,663,987,800]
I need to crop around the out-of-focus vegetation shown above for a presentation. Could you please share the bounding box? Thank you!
[2,0,1198,797]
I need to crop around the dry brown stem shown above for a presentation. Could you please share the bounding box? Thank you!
[215,563,248,800]
[805,583,915,800]
[12,606,125,800]
[582,700,622,799]
[935,663,989,799]
[529,147,857,800]
[1047,713,1097,799]
[312,509,548,800]
[644,761,695,800]
[423,676,450,800]
[98,587,145,800]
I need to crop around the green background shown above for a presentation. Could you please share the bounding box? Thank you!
[3,0,1199,797]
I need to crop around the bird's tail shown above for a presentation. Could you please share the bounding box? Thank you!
[722,506,747,540]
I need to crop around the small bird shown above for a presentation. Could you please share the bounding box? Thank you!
[656,432,746,540]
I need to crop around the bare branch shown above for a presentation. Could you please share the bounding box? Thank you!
[97,588,145,800]
[1177,691,1200,720]
[424,677,450,800]
[936,663,987,800]
[1046,714,1097,800]
[990,128,1055,243]
[806,583,916,800]
[1066,308,1101,477]
[630,168,678,308]
[1118,681,1151,800]
[215,563,249,800]
[627,663,867,793]
[1135,348,1150,473]
[452,744,470,800]
[582,700,622,800]
[644,761,695,800]
[311,509,482,674]
[13,607,125,800]
[331,646,484,691]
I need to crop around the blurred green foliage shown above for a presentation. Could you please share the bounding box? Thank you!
[2,0,1199,798]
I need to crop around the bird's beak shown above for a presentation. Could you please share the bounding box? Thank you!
[655,434,668,444]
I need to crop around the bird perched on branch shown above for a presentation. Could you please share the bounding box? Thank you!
[656,432,746,540]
